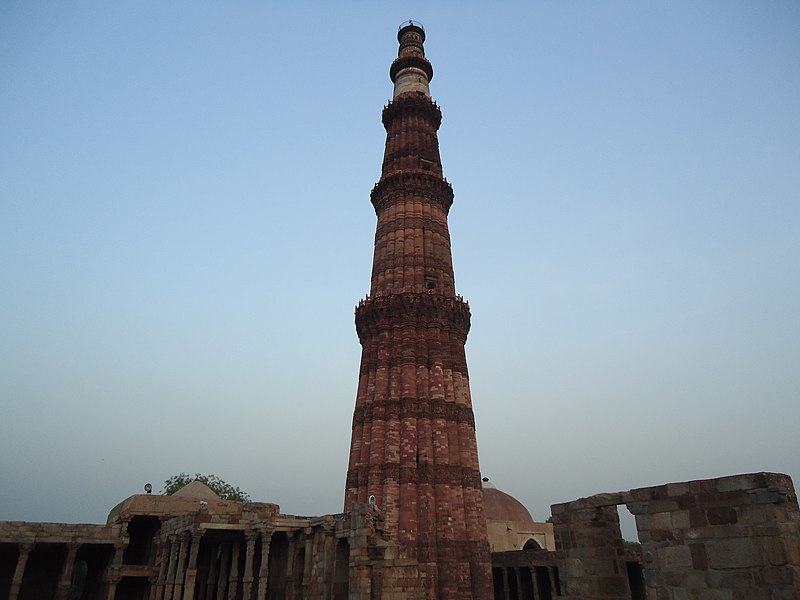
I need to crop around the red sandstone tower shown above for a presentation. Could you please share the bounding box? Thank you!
[345,21,493,599]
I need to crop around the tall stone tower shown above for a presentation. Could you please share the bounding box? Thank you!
[345,21,493,599]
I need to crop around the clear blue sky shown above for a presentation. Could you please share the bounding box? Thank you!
[1,2,798,526]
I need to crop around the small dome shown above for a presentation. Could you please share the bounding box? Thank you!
[482,483,534,525]
[173,480,221,501]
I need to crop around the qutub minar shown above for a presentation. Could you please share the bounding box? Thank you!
[0,20,798,600]
[345,20,493,598]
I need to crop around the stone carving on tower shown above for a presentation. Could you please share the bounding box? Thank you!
[345,21,493,599]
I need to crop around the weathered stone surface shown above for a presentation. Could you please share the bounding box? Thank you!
[344,21,492,599]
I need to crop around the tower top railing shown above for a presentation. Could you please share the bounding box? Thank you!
[399,20,424,32]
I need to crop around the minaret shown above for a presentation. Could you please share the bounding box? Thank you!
[345,21,493,599]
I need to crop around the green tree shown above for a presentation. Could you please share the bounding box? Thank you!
[162,473,251,502]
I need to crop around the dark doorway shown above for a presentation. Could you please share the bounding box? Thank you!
[265,532,288,600]
[627,561,645,600]
[333,539,349,600]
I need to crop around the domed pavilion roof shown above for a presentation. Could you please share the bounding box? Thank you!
[482,479,534,525]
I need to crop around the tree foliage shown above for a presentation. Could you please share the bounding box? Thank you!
[162,473,251,502]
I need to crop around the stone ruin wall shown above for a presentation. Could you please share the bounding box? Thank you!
[551,472,800,600]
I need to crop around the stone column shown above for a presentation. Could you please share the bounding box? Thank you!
[285,532,296,600]
[105,540,127,600]
[226,539,241,600]
[164,535,179,600]
[302,529,313,600]
[55,542,79,600]
[241,531,257,600]
[181,532,203,600]
[255,527,273,600]
[173,534,189,600]
[215,544,230,600]
[154,536,171,600]
[502,567,510,600]
[8,542,33,600]
[148,536,165,600]
[322,523,335,599]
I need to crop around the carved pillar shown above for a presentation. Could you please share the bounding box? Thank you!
[164,535,179,600]
[529,568,538,600]
[148,536,164,600]
[105,540,127,600]
[241,531,257,600]
[226,539,241,600]
[284,532,296,600]
[215,543,230,600]
[255,527,273,600]
[181,531,203,600]
[55,542,79,600]
[502,567,510,600]
[8,542,33,600]
[173,534,189,600]
[301,529,313,600]
[322,523,335,599]
[154,536,171,600]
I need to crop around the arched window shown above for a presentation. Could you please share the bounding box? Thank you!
[523,538,541,550]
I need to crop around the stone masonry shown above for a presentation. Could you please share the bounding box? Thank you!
[551,472,800,600]
[344,21,493,600]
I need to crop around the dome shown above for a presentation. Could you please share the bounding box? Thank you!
[173,480,222,501]
[482,482,534,525]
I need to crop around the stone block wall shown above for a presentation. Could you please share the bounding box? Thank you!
[550,472,800,600]
[627,472,800,600]
[551,492,632,600]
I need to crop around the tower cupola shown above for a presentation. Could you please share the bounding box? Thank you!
[390,20,434,98]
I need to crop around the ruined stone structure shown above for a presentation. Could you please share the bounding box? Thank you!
[0,482,382,600]
[550,472,800,600]
[344,20,493,600]
[2,21,800,600]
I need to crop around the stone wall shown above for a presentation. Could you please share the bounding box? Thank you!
[627,472,800,600]
[549,472,800,600]
[551,493,632,600]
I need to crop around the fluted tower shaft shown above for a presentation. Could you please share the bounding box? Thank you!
[345,22,492,600]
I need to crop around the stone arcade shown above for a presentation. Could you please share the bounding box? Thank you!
[1,22,799,600]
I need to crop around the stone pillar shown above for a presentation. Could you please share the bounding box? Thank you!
[182,532,203,600]
[173,534,189,600]
[322,523,336,599]
[164,536,179,600]
[8,542,33,600]
[502,567,510,600]
[105,540,127,600]
[154,536,171,600]
[148,536,164,600]
[255,527,273,600]
[302,529,313,600]
[226,540,241,600]
[285,532,296,600]
[215,543,230,600]
[55,542,79,600]
[241,531,257,600]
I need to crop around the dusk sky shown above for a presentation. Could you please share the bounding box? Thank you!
[2,2,798,529]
